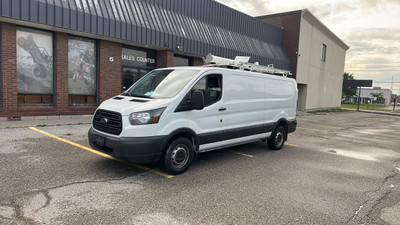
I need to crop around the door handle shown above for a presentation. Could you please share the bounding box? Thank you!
[219,107,227,111]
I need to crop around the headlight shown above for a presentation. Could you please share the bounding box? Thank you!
[129,108,166,125]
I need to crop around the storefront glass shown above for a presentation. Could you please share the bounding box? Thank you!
[16,27,54,104]
[121,47,156,91]
[68,36,97,104]
[174,55,192,67]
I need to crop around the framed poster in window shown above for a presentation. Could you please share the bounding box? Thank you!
[16,27,53,95]
[68,36,97,97]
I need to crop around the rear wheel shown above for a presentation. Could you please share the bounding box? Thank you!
[162,137,194,175]
[268,125,286,150]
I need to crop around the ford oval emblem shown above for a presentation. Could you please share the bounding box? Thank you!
[100,118,109,124]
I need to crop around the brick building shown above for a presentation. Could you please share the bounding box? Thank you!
[0,1,347,120]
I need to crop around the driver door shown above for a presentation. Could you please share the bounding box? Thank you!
[187,73,226,151]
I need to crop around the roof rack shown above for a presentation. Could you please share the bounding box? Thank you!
[203,53,292,77]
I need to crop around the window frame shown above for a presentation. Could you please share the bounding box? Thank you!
[191,74,222,107]
[16,26,55,105]
[67,35,98,106]
[321,43,327,62]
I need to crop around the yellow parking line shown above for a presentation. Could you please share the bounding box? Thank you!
[29,127,174,179]
[285,143,298,147]
[228,151,254,158]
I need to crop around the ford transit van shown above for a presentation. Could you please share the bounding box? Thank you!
[88,57,298,175]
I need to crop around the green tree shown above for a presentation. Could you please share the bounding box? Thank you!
[370,92,384,104]
[342,73,357,102]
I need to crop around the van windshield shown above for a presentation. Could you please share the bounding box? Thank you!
[122,69,199,99]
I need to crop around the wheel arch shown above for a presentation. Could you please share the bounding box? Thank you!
[274,119,289,141]
[161,128,199,155]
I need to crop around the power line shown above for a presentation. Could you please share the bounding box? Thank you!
[345,69,400,71]
[346,62,400,64]
[373,82,400,83]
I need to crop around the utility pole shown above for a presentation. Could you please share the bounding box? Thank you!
[390,76,395,111]
[391,76,394,92]
[357,86,361,112]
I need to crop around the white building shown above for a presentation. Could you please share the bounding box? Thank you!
[359,87,392,106]
[258,9,349,111]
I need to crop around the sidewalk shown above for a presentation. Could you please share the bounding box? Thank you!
[0,115,92,129]
[342,107,400,117]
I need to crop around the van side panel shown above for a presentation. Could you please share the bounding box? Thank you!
[264,78,297,123]
[224,73,265,130]
[196,71,297,152]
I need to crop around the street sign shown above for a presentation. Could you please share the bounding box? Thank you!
[343,80,373,88]
[342,80,373,112]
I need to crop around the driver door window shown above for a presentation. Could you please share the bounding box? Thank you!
[192,75,222,106]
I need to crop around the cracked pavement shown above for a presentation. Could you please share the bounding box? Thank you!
[0,112,399,224]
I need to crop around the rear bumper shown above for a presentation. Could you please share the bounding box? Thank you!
[288,120,297,133]
[88,128,166,164]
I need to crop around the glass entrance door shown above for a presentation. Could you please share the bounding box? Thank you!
[122,68,139,91]
[122,67,151,91]
[139,69,149,78]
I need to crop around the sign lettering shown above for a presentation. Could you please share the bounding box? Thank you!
[122,54,155,64]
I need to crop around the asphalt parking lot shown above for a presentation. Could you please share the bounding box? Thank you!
[1,112,399,224]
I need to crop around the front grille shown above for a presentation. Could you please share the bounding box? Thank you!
[93,109,122,135]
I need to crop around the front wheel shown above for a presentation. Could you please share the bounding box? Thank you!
[161,137,194,175]
[268,126,286,150]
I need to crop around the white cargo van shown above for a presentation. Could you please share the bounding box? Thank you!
[88,55,298,175]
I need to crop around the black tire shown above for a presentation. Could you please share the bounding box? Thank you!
[162,137,194,175]
[268,125,286,150]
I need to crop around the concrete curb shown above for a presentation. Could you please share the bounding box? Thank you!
[342,108,400,117]
[0,115,92,129]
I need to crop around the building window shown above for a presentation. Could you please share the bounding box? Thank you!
[16,27,54,104]
[321,43,327,62]
[68,36,97,105]
[121,46,156,91]
[174,55,193,67]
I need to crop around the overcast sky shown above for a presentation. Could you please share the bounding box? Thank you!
[216,0,400,95]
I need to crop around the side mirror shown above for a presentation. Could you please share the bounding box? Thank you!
[174,91,205,112]
[191,91,205,110]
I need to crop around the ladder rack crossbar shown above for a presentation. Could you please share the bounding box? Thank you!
[203,54,292,77]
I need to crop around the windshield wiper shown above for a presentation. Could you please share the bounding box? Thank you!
[130,94,152,99]
[121,91,153,99]
[121,91,132,96]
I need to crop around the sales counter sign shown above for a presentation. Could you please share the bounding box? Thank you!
[122,47,156,68]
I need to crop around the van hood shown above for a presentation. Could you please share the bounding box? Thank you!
[97,95,171,116]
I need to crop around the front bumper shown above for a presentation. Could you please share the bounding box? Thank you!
[88,128,166,164]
